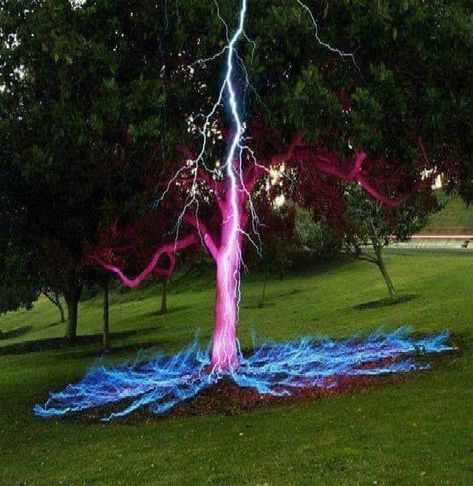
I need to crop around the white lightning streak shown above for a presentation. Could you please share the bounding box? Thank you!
[295,0,359,70]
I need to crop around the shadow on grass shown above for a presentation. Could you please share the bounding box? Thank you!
[243,302,276,309]
[354,294,419,311]
[243,287,306,310]
[0,326,160,356]
[143,305,189,318]
[65,337,178,361]
[0,326,33,341]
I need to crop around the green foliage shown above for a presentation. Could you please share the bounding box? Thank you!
[0,0,470,318]
[0,242,37,315]
[245,0,471,189]
[295,207,339,257]
[345,184,439,248]
[0,0,175,309]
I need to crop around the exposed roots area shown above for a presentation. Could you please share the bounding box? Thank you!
[34,327,453,422]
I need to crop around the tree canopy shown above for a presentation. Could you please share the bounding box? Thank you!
[0,0,471,336]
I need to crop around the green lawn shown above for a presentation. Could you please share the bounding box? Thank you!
[1,252,472,485]
[423,193,473,234]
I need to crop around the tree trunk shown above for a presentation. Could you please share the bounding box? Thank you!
[212,258,239,370]
[102,279,110,350]
[64,292,80,343]
[55,291,66,323]
[258,271,268,308]
[210,190,241,371]
[160,278,168,314]
[373,240,397,302]
[63,277,82,343]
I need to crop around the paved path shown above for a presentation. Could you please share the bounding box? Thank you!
[389,234,473,251]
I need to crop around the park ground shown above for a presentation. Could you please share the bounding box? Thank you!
[0,250,472,485]
[424,193,473,235]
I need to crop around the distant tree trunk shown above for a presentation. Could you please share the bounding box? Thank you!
[57,302,66,324]
[55,291,66,323]
[43,290,66,323]
[102,278,110,350]
[368,217,398,302]
[64,285,82,343]
[258,271,268,308]
[372,237,397,302]
[159,278,168,315]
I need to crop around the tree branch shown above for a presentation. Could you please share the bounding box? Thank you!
[90,233,199,288]
[282,135,418,209]
[182,213,220,261]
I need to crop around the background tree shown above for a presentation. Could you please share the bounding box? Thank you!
[0,240,37,317]
[344,185,439,302]
[246,200,296,308]
[40,288,66,324]
[295,207,340,259]
[0,0,172,342]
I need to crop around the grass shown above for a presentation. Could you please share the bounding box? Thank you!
[1,252,472,485]
[423,192,473,234]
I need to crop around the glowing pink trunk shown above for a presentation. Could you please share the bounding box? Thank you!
[212,256,239,370]
[210,185,242,371]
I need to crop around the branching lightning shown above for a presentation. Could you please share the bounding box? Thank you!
[34,327,454,421]
[295,0,359,70]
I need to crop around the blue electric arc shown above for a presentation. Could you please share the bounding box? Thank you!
[34,327,453,421]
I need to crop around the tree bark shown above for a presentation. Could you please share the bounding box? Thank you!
[64,289,81,343]
[160,278,168,314]
[55,291,66,323]
[102,278,110,350]
[369,217,398,302]
[258,271,268,308]
[211,258,239,370]
[372,238,397,302]
[63,271,83,343]
[210,198,240,371]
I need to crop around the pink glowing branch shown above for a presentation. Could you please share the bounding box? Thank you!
[274,134,418,209]
[181,213,220,261]
[90,233,199,288]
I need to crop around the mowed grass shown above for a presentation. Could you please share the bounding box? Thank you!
[0,252,472,485]
[424,193,473,234]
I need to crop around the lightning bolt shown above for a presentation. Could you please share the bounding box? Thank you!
[295,0,359,70]
[210,0,248,370]
[153,0,360,370]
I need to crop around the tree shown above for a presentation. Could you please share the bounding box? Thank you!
[98,272,111,350]
[82,0,469,371]
[295,207,340,259]
[155,275,168,315]
[2,0,469,360]
[0,241,37,316]
[91,133,416,370]
[344,185,439,302]
[0,155,38,316]
[252,202,296,308]
[41,289,66,323]
[0,0,172,341]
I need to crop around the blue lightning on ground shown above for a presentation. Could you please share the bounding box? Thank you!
[34,327,453,421]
